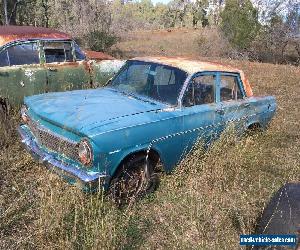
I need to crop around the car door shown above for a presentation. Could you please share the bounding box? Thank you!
[42,40,90,92]
[215,72,255,134]
[0,41,47,107]
[180,72,221,155]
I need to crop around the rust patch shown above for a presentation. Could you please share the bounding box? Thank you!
[0,25,71,47]
[84,50,114,60]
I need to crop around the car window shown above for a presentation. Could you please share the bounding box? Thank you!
[7,43,40,66]
[44,42,74,63]
[74,43,86,61]
[153,66,176,85]
[111,60,187,105]
[0,49,9,67]
[220,75,243,101]
[183,74,215,107]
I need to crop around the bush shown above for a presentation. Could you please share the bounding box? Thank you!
[85,30,119,52]
[196,27,235,58]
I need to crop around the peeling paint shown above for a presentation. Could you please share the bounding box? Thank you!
[108,149,121,155]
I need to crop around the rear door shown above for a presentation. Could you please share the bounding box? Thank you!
[0,41,47,107]
[215,72,255,134]
[42,41,90,92]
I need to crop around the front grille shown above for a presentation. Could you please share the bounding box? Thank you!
[28,118,79,161]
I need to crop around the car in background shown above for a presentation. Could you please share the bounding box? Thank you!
[0,25,124,115]
[18,57,276,204]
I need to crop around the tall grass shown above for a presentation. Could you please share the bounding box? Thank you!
[0,59,299,249]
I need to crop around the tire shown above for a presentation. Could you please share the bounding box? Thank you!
[108,154,159,206]
[245,123,262,137]
[253,183,300,250]
[0,99,9,122]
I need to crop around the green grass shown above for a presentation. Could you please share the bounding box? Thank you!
[1,42,300,249]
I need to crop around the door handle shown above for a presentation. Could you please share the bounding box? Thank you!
[216,109,225,115]
[48,67,57,72]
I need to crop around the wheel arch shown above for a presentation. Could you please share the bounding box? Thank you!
[110,147,163,181]
[247,122,262,130]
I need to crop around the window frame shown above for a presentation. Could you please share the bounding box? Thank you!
[42,40,75,64]
[0,40,41,67]
[217,72,246,103]
[180,71,217,108]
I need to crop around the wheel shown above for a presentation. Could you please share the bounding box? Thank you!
[0,103,6,121]
[0,99,9,122]
[108,154,159,206]
[254,183,300,250]
[245,123,262,137]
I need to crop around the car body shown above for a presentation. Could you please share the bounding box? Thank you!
[18,57,276,193]
[0,25,124,109]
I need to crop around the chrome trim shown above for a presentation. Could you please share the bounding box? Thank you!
[177,73,194,109]
[29,118,77,145]
[18,125,107,185]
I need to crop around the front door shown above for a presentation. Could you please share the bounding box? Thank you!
[180,72,220,156]
[42,41,90,92]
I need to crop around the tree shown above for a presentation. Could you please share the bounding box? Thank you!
[2,0,20,25]
[190,0,209,28]
[220,0,260,50]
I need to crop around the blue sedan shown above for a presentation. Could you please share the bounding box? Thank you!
[18,57,276,204]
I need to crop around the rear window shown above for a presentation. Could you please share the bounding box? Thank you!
[44,42,74,63]
[7,43,40,66]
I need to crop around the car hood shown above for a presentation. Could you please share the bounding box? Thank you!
[25,88,167,135]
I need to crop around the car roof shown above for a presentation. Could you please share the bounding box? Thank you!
[131,56,242,74]
[0,25,71,47]
[131,56,253,97]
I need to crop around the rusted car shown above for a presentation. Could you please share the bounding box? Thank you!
[18,57,276,203]
[0,25,124,114]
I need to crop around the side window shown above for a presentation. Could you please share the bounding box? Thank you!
[113,63,150,89]
[43,42,74,63]
[74,43,86,61]
[0,49,9,67]
[220,75,243,101]
[183,74,215,107]
[7,43,40,66]
[153,66,175,85]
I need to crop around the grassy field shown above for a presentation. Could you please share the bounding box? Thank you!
[1,29,300,249]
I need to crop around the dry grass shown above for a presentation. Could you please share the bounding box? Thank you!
[113,28,201,58]
[1,29,300,249]
[113,27,235,59]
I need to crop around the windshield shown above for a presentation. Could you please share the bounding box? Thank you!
[110,60,188,105]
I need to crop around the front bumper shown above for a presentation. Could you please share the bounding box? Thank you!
[18,125,107,192]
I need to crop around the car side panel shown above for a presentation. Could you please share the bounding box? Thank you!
[90,110,186,175]
[0,64,47,107]
[90,60,125,87]
[44,61,91,92]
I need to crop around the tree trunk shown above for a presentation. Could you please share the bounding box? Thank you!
[9,0,18,25]
[3,0,8,25]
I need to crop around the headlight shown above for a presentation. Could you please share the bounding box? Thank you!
[78,139,93,166]
[21,105,29,123]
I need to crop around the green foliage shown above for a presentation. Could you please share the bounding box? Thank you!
[85,31,119,52]
[220,0,260,50]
